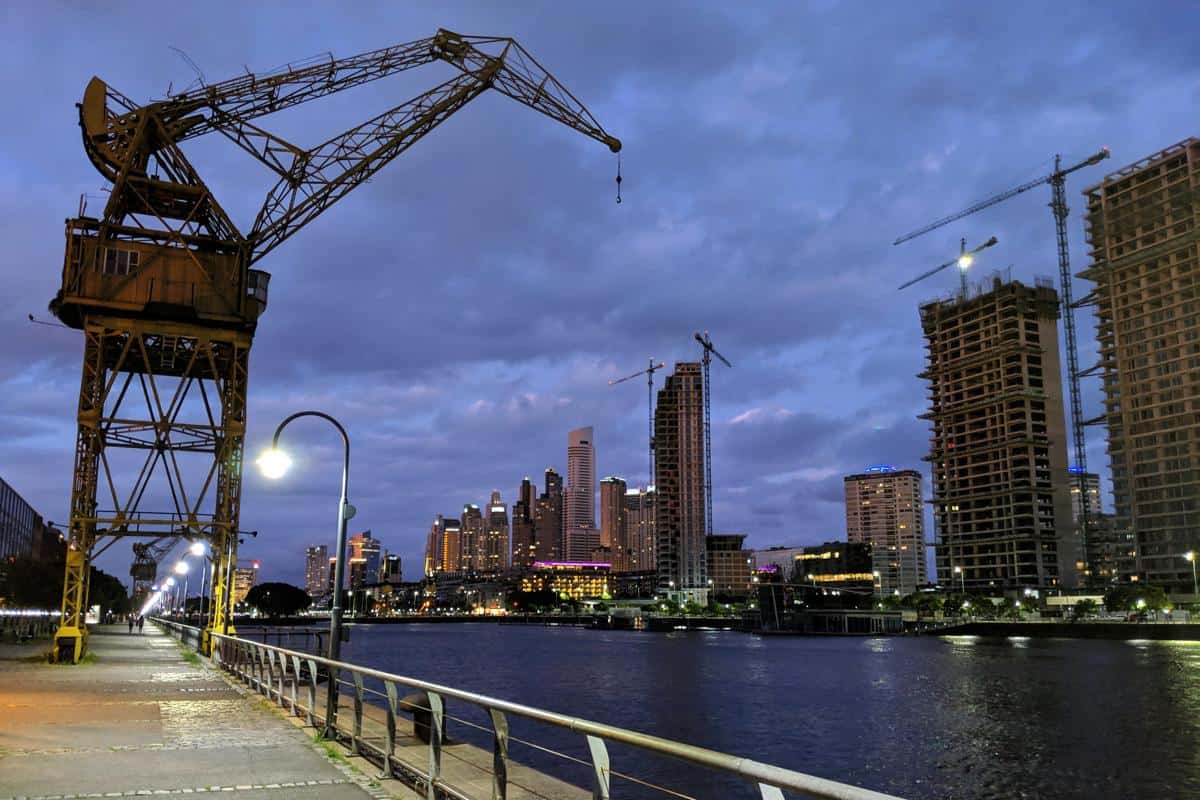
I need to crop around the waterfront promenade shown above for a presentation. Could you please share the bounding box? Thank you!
[0,625,381,800]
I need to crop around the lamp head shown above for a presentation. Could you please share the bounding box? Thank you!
[257,447,292,480]
[173,561,189,575]
[165,577,176,588]
[958,253,973,270]
[1186,551,1195,562]
[189,541,206,557]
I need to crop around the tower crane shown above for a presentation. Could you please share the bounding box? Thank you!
[608,358,666,487]
[694,332,732,536]
[48,28,621,661]
[130,536,181,606]
[893,147,1109,584]
[898,236,998,296]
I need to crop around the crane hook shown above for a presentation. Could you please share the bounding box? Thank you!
[615,152,622,204]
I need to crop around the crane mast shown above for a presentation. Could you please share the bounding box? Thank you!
[893,148,1108,586]
[49,29,620,662]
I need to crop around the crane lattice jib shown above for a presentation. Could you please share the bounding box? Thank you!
[78,28,621,264]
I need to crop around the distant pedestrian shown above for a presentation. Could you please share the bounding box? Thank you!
[128,616,134,634]
[137,615,144,633]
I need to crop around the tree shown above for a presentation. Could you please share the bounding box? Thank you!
[1070,599,1098,621]
[1104,585,1169,614]
[244,582,311,617]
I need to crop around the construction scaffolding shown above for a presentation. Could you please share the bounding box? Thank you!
[920,275,1076,591]
[1079,138,1200,590]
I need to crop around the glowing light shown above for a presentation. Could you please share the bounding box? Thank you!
[257,448,292,479]
[1186,551,1195,563]
[189,541,206,556]
[164,577,176,588]
[173,561,189,575]
[958,253,973,270]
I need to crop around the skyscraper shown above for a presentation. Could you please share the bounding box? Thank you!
[424,515,462,576]
[461,504,484,572]
[347,530,382,586]
[600,476,627,568]
[655,363,707,596]
[304,544,328,599]
[534,468,563,563]
[484,490,510,572]
[1081,139,1200,589]
[565,427,596,534]
[511,477,537,569]
[381,553,403,585]
[843,466,926,596]
[623,486,656,573]
[921,277,1076,591]
[1069,469,1102,527]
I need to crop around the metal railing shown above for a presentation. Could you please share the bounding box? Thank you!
[156,619,903,800]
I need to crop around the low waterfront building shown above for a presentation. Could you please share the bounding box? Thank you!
[751,546,807,577]
[795,541,874,596]
[707,533,753,599]
[519,560,611,600]
[613,569,657,599]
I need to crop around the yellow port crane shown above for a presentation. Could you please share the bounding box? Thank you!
[49,29,621,662]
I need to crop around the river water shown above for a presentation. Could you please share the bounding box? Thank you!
[338,624,1200,799]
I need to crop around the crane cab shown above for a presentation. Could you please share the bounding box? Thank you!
[52,217,269,331]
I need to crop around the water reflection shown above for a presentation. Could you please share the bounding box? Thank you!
[339,625,1200,799]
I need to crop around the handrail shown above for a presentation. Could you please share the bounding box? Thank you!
[156,618,904,800]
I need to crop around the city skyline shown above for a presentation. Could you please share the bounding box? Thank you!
[8,3,1193,589]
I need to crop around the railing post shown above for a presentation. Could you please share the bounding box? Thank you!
[586,735,610,800]
[306,659,319,727]
[488,708,509,800]
[352,672,365,755]
[383,681,398,777]
[426,691,443,800]
[759,784,785,800]
[266,650,278,701]
[290,654,302,715]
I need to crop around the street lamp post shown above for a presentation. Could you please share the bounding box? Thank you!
[1186,552,1198,597]
[953,565,965,595]
[258,411,353,740]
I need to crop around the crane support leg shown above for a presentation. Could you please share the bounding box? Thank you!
[54,318,250,661]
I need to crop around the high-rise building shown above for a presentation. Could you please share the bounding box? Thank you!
[484,490,509,572]
[1081,139,1200,590]
[623,486,656,573]
[381,553,403,585]
[921,277,1076,591]
[563,526,601,561]
[600,476,627,567]
[327,557,338,596]
[461,504,484,572]
[233,560,259,604]
[304,545,328,599]
[347,530,382,586]
[655,363,707,596]
[511,477,537,569]
[424,515,462,575]
[1069,469,1102,526]
[844,466,926,596]
[565,427,596,535]
[534,468,563,563]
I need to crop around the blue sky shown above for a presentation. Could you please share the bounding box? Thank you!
[2,2,1198,587]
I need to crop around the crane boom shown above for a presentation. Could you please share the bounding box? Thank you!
[892,148,1109,245]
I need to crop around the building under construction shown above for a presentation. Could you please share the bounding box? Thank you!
[654,363,707,598]
[1080,139,1200,591]
[920,276,1076,591]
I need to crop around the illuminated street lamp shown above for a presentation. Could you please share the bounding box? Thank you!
[258,410,353,739]
[953,565,965,594]
[1185,552,1198,597]
[174,561,190,616]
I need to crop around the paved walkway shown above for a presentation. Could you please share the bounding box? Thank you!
[0,624,379,800]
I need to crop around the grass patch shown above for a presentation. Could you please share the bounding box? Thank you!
[320,740,347,764]
[179,649,201,666]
